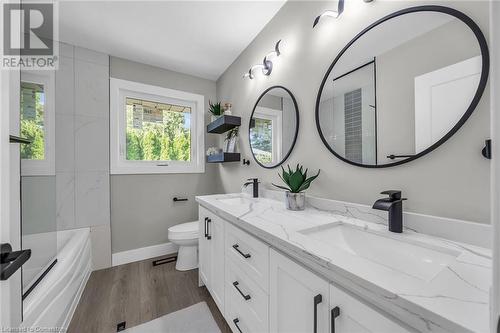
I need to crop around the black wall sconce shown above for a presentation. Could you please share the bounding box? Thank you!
[243,40,281,79]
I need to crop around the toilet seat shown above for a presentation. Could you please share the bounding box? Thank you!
[168,221,198,240]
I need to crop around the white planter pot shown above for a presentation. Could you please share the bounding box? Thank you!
[285,192,306,211]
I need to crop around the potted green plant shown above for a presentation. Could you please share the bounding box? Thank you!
[272,164,320,211]
[208,100,224,122]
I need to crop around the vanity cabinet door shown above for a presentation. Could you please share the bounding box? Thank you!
[198,207,211,287]
[210,214,225,312]
[329,284,411,333]
[270,249,330,333]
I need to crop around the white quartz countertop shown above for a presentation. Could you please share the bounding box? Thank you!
[196,193,491,333]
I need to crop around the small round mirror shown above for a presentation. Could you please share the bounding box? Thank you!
[249,86,299,168]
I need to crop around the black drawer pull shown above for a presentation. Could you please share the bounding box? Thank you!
[233,281,251,300]
[232,244,251,258]
[331,306,340,333]
[313,294,322,333]
[206,218,212,240]
[233,318,243,333]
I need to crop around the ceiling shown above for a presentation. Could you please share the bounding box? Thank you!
[58,1,286,80]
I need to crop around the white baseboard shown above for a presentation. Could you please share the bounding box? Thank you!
[112,242,179,266]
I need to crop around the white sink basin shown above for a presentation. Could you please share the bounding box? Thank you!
[216,196,254,206]
[299,223,460,282]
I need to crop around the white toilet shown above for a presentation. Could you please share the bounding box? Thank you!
[168,221,199,271]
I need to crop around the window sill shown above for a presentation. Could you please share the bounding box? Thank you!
[110,164,205,175]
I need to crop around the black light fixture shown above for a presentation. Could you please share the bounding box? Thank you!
[313,0,344,28]
[243,40,281,79]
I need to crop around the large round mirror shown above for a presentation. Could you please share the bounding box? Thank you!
[250,86,299,168]
[316,6,489,168]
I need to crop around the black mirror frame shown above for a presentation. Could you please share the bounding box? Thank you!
[315,5,490,168]
[249,86,300,169]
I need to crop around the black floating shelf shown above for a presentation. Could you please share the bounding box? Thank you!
[207,153,241,163]
[207,115,241,134]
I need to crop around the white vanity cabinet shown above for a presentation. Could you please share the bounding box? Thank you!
[329,285,411,333]
[198,206,225,312]
[269,249,331,333]
[269,250,411,333]
[199,204,413,333]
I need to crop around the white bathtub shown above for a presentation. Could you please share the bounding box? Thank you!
[21,227,92,331]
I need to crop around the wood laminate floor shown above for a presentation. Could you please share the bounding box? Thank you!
[68,256,230,333]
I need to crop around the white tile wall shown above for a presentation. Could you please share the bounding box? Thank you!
[74,115,109,172]
[55,43,110,233]
[75,171,110,227]
[55,56,74,115]
[56,172,75,230]
[55,114,74,173]
[74,60,109,117]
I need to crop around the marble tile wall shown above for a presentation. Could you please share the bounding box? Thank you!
[55,43,110,232]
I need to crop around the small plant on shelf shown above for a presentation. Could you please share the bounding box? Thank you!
[208,100,224,120]
[272,164,320,211]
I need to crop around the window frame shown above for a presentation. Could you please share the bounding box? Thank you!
[20,71,55,176]
[110,78,205,174]
[252,106,283,165]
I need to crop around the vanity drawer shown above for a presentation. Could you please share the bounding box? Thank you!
[225,277,268,333]
[225,222,269,291]
[225,258,269,332]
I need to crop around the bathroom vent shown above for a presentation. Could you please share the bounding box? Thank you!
[116,321,126,332]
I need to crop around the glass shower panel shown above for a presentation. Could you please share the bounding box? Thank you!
[20,70,58,297]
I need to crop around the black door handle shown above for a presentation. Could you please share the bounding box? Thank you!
[0,243,31,280]
[233,318,243,333]
[233,281,251,300]
[206,218,212,240]
[232,244,251,258]
[331,306,340,333]
[313,294,322,333]
[173,197,188,202]
[204,217,208,238]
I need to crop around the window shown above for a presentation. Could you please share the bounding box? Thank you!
[250,107,282,165]
[20,72,55,175]
[110,78,205,174]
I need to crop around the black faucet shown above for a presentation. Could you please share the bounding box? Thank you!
[372,190,407,233]
[243,178,259,198]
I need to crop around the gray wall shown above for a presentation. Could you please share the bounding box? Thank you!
[110,57,221,254]
[216,0,490,224]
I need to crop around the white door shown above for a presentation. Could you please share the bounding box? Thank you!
[414,56,481,153]
[0,64,23,328]
[198,207,211,287]
[270,249,330,333]
[210,215,225,312]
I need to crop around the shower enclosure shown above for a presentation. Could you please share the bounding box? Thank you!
[19,70,58,300]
